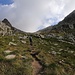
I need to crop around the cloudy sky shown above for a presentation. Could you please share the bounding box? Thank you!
[0,0,75,32]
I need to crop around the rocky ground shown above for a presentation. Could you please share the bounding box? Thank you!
[0,10,75,75]
[0,33,75,75]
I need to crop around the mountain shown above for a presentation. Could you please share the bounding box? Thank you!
[38,10,75,43]
[2,18,12,27]
[0,19,12,36]
[0,10,75,75]
[0,18,26,36]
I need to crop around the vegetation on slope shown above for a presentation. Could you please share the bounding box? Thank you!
[0,32,75,75]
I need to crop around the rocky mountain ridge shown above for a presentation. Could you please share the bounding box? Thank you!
[0,18,26,36]
[0,20,12,36]
[37,10,75,43]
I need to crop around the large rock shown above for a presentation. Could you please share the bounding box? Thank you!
[21,40,26,44]
[58,36,63,40]
[40,34,45,38]
[19,36,27,40]
[9,42,17,46]
[51,51,57,55]
[21,56,28,59]
[46,34,56,38]
[4,50,12,54]
[68,34,75,42]
[5,54,16,59]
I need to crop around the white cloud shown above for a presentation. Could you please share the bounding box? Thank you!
[0,0,75,32]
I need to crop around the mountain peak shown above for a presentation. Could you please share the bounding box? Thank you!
[2,18,12,27]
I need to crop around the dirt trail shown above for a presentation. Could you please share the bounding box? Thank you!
[31,51,43,75]
[32,59,42,75]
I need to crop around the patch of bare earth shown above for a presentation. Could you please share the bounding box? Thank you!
[32,59,42,75]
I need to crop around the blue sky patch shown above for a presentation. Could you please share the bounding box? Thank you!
[0,0,13,5]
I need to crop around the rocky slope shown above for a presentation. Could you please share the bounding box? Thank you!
[38,10,75,43]
[0,10,75,75]
[0,18,26,36]
[0,20,12,36]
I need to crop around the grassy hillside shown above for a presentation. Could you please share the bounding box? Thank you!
[0,34,33,75]
[32,35,75,75]
[0,33,75,75]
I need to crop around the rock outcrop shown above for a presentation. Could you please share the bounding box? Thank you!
[0,21,12,36]
[0,18,26,36]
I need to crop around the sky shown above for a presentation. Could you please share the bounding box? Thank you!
[0,0,13,5]
[0,0,75,32]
